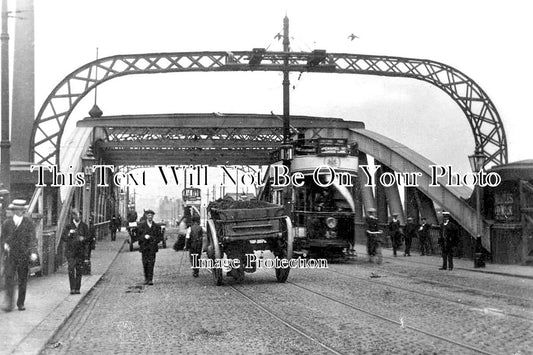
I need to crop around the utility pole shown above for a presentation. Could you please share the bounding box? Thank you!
[282,15,290,158]
[281,15,292,215]
[0,0,10,202]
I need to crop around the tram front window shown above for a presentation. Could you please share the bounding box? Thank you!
[294,177,335,212]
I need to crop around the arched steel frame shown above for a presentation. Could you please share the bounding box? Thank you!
[30,51,507,167]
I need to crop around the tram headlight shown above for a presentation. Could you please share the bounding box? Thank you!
[326,217,338,229]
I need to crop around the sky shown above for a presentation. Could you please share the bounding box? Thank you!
[18,0,533,204]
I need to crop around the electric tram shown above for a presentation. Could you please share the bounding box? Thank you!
[182,187,202,219]
[268,137,359,258]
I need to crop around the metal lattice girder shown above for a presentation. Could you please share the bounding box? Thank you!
[82,113,363,166]
[31,51,506,167]
[102,127,285,143]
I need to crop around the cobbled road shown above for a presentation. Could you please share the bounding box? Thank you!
[41,235,532,354]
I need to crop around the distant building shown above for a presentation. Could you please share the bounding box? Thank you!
[158,196,182,222]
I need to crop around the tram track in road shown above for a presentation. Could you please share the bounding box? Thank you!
[284,280,499,355]
[227,284,344,355]
[323,267,533,323]
[338,257,532,305]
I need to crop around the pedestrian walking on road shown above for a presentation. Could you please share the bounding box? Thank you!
[438,212,458,271]
[1,199,38,312]
[137,209,162,285]
[82,214,96,275]
[418,217,431,255]
[365,208,383,264]
[403,217,417,256]
[389,213,402,257]
[62,209,90,294]
[188,215,204,277]
[109,214,118,241]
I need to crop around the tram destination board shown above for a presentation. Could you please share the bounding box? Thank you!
[317,138,348,156]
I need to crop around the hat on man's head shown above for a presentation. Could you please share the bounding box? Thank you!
[442,211,450,217]
[145,209,155,215]
[367,207,376,213]
[393,212,399,216]
[407,217,413,221]
[8,199,27,210]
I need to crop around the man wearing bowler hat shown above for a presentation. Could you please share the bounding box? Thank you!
[136,209,162,285]
[1,199,38,312]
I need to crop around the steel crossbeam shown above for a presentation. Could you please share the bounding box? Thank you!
[31,51,506,168]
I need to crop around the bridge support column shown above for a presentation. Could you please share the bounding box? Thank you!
[405,187,420,222]
[358,152,376,213]
[375,162,388,226]
[353,156,365,245]
[414,189,438,225]
[381,165,404,224]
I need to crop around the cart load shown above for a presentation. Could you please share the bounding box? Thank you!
[206,199,293,285]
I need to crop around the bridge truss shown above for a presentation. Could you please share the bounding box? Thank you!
[31,50,507,167]
[79,114,362,165]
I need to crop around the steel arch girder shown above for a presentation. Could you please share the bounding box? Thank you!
[30,51,507,167]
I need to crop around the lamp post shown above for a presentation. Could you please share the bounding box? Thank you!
[81,151,96,223]
[468,148,485,267]
[0,182,9,221]
[0,0,11,203]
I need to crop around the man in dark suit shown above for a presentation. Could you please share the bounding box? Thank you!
[417,217,431,256]
[61,209,90,294]
[389,213,402,257]
[136,209,162,285]
[187,215,204,277]
[1,199,38,312]
[438,212,458,270]
[403,217,417,256]
[109,214,118,241]
[81,213,96,275]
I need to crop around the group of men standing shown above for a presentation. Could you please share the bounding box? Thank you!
[1,201,99,311]
[389,213,434,257]
[366,209,459,270]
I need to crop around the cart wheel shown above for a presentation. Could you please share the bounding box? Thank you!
[207,219,223,286]
[275,216,294,283]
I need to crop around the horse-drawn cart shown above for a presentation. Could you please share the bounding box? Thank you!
[206,201,293,286]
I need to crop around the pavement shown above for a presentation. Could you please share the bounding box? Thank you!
[0,231,531,355]
[352,243,533,280]
[0,232,127,355]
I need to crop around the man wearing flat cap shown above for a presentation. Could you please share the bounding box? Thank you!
[136,209,162,285]
[1,199,38,312]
